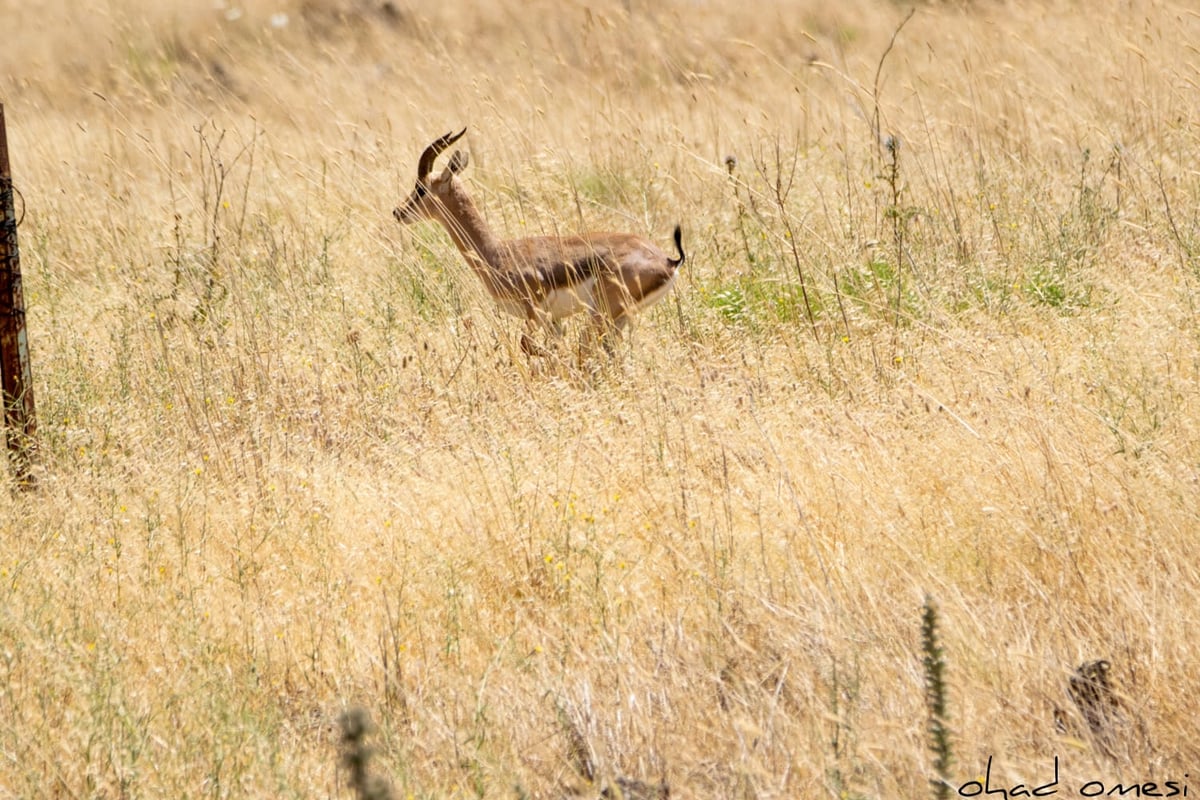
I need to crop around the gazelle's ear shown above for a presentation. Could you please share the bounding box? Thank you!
[439,150,469,181]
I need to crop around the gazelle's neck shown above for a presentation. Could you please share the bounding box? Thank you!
[434,180,504,274]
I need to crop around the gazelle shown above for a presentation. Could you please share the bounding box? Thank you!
[393,128,685,356]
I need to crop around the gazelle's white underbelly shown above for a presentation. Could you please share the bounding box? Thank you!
[495,279,597,321]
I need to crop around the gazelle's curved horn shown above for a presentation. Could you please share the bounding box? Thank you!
[417,127,467,179]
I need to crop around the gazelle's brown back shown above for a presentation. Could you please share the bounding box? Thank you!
[490,234,675,320]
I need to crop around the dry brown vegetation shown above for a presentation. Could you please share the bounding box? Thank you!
[2,0,1199,796]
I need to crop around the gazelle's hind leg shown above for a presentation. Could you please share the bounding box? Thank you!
[578,273,637,364]
[578,309,627,366]
[607,315,633,356]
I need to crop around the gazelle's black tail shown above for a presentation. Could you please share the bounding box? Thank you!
[669,225,685,268]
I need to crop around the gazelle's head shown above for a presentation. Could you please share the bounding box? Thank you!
[393,128,470,225]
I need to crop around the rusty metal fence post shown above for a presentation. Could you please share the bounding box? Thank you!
[0,103,38,487]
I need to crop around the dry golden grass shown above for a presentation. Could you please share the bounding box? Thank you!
[2,0,1200,796]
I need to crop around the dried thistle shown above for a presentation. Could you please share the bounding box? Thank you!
[338,707,396,800]
[922,597,953,800]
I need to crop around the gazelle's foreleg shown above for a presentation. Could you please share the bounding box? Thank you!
[519,305,563,358]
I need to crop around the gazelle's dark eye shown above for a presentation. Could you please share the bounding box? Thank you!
[415,184,427,198]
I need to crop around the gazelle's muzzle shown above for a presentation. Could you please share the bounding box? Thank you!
[393,193,422,224]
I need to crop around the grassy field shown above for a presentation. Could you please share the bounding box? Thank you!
[2,0,1199,797]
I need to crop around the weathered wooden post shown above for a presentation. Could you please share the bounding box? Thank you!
[0,103,37,487]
